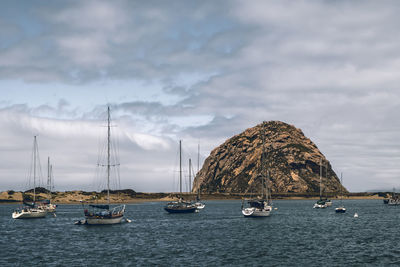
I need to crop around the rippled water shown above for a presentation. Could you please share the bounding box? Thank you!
[1,200,399,266]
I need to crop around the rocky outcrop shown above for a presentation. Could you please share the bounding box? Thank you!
[193,121,347,194]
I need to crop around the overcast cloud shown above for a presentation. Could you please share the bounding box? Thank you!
[1,0,400,192]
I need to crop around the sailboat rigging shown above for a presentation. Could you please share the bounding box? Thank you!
[164,140,197,213]
[335,172,346,213]
[313,159,328,209]
[38,157,57,213]
[78,106,126,225]
[12,136,47,219]
[241,122,272,217]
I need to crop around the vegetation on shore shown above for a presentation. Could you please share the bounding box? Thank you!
[0,187,390,203]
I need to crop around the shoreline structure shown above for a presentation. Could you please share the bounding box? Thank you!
[0,189,388,204]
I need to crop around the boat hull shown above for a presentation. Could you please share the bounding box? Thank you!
[164,207,197,213]
[313,203,328,208]
[242,208,270,217]
[335,208,346,213]
[85,215,124,225]
[12,209,47,219]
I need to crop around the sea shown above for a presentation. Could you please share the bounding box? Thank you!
[1,199,399,266]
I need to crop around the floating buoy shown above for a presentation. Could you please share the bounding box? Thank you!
[354,213,358,218]
[125,218,132,223]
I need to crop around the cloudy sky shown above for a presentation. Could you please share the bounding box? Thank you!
[1,0,400,192]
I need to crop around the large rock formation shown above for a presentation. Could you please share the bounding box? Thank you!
[193,121,347,194]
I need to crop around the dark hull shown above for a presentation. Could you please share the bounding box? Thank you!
[164,207,197,213]
[335,209,346,213]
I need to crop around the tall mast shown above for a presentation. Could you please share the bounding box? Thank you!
[189,158,192,193]
[47,157,50,200]
[319,158,322,199]
[33,136,37,203]
[261,122,267,199]
[340,172,343,204]
[107,106,111,205]
[50,164,53,201]
[197,143,200,174]
[179,140,182,194]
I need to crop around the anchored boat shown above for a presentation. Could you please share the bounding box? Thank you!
[335,172,346,213]
[78,106,126,225]
[242,122,272,217]
[12,136,47,219]
[164,140,197,214]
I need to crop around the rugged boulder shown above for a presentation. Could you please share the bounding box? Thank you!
[193,121,347,194]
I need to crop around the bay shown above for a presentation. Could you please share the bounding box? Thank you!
[1,199,399,266]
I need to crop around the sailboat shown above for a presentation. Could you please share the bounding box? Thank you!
[387,188,400,205]
[78,106,126,225]
[193,144,205,210]
[38,157,57,213]
[12,136,47,219]
[335,173,346,213]
[313,159,328,209]
[242,122,272,217]
[164,140,197,213]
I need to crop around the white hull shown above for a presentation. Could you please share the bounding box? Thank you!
[313,203,327,208]
[39,204,57,213]
[326,201,332,207]
[85,216,124,225]
[194,202,205,209]
[12,209,47,219]
[242,207,271,217]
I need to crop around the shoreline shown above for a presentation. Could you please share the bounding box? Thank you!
[0,190,387,204]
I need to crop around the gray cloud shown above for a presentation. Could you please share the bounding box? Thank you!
[1,1,400,191]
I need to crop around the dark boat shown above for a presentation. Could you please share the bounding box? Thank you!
[164,140,196,214]
[335,172,346,213]
[164,199,197,213]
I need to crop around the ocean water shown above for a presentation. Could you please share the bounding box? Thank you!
[1,199,399,266]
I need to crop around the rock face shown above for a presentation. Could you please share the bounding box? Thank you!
[193,121,347,194]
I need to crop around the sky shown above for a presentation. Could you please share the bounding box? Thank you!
[1,0,400,192]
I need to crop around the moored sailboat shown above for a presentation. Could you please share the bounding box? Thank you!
[164,140,197,214]
[335,172,346,213]
[38,157,57,213]
[313,159,327,209]
[78,106,126,225]
[12,136,47,219]
[242,122,272,217]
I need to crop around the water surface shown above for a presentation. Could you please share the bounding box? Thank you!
[1,200,399,266]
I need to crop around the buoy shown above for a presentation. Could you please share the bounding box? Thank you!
[125,218,132,223]
[354,213,358,218]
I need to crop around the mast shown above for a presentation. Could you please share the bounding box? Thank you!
[47,157,50,200]
[189,158,192,193]
[50,164,53,201]
[197,143,200,174]
[107,106,111,205]
[261,122,267,199]
[179,140,182,195]
[340,172,343,205]
[33,136,37,203]
[319,159,322,200]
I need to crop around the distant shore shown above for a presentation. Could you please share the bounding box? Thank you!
[0,190,389,204]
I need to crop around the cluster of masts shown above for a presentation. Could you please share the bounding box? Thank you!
[10,108,349,223]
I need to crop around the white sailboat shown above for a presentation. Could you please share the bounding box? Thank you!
[38,157,57,213]
[12,136,47,219]
[242,122,272,217]
[313,159,328,209]
[78,106,126,225]
[335,172,346,213]
[193,144,205,210]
